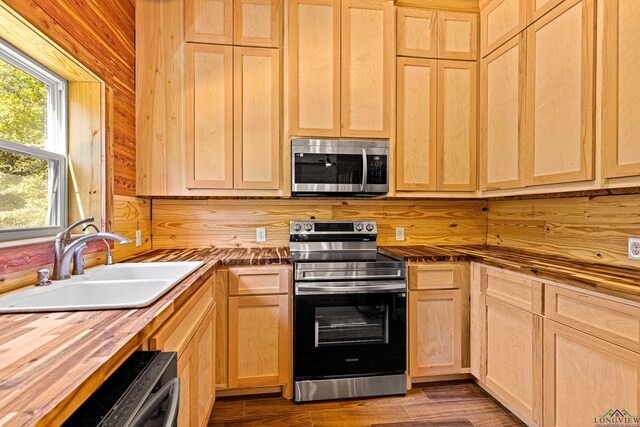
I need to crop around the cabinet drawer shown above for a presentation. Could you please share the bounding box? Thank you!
[545,285,640,352]
[409,263,465,290]
[481,267,543,314]
[229,266,290,295]
[150,278,215,355]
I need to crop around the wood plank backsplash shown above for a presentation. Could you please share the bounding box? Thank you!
[152,199,489,248]
[487,194,640,267]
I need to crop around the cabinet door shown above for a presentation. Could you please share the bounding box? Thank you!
[185,44,234,189]
[193,305,216,427]
[289,0,340,137]
[438,12,478,60]
[484,296,543,426]
[602,0,640,178]
[228,295,289,387]
[234,0,281,47]
[341,0,392,138]
[527,0,565,24]
[233,47,280,189]
[481,33,526,190]
[397,8,438,58]
[437,60,477,191]
[185,0,233,44]
[544,320,640,427]
[396,57,437,191]
[177,345,194,427]
[480,0,526,57]
[525,0,595,186]
[409,290,462,376]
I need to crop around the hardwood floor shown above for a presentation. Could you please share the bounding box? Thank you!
[209,381,526,426]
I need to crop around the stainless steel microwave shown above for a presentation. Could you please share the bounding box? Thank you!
[291,139,389,196]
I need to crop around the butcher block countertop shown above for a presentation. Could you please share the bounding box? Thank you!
[0,247,291,426]
[380,245,640,303]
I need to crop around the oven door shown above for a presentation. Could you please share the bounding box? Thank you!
[291,140,388,195]
[294,286,406,381]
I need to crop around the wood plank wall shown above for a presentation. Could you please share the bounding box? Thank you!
[487,194,640,268]
[152,199,489,248]
[4,0,136,196]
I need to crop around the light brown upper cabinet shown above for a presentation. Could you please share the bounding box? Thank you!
[186,0,281,47]
[437,60,478,191]
[602,0,640,179]
[341,0,392,138]
[289,0,341,137]
[186,44,280,190]
[233,48,280,189]
[185,0,234,44]
[524,0,594,186]
[397,8,438,58]
[437,12,478,60]
[185,44,234,189]
[481,33,526,190]
[396,57,437,191]
[397,58,477,192]
[234,0,281,47]
[527,0,565,24]
[480,0,526,57]
[289,0,391,138]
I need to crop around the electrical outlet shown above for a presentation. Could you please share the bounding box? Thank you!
[396,227,405,241]
[256,227,267,243]
[135,230,142,247]
[628,238,640,260]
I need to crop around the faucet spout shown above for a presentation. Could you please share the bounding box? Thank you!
[54,232,132,280]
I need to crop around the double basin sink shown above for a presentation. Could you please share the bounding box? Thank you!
[0,261,204,313]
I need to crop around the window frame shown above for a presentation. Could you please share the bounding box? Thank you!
[0,38,68,241]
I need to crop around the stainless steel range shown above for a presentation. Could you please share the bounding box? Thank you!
[291,220,407,403]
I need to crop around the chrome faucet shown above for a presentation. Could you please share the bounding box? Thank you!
[52,217,132,280]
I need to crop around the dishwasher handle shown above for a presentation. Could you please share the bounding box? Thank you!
[129,377,180,427]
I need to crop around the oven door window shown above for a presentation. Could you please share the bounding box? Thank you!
[315,305,388,347]
[294,153,363,184]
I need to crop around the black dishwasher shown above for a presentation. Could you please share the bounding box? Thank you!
[63,351,179,427]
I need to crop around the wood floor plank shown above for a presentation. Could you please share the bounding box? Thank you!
[372,420,473,427]
[419,381,490,402]
[209,399,246,422]
[403,398,505,422]
[339,388,429,408]
[309,406,412,427]
[466,412,526,427]
[209,411,313,426]
[244,396,341,416]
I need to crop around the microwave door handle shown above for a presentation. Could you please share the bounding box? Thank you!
[361,148,367,192]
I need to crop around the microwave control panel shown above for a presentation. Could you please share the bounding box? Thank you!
[367,155,387,185]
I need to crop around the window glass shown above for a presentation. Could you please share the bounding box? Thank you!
[0,39,67,240]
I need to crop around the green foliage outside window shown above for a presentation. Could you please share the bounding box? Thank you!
[0,59,49,230]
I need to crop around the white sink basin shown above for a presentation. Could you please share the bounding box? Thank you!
[0,261,204,313]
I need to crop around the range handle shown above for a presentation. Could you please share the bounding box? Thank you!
[295,280,406,295]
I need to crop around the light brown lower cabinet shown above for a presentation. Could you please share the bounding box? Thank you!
[409,289,463,376]
[150,277,216,427]
[215,266,292,396]
[228,294,289,388]
[483,296,543,426]
[544,319,640,427]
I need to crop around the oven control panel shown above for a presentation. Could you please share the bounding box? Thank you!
[290,220,377,235]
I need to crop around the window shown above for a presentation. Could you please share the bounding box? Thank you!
[0,39,67,241]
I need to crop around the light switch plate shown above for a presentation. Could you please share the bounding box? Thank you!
[396,227,405,241]
[256,227,267,243]
[135,230,142,247]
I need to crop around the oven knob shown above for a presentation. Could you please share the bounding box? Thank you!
[355,223,363,231]
[293,223,302,232]
[366,224,374,232]
[304,223,313,231]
